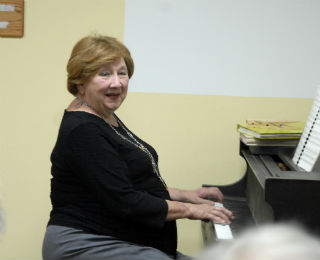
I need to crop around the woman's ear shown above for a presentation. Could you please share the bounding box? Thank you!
[77,84,85,96]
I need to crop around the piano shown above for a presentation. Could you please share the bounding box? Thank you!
[201,140,320,243]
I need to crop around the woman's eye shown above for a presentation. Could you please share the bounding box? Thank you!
[100,71,110,77]
[118,71,128,76]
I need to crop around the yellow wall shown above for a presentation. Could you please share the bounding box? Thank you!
[0,0,314,259]
[0,0,125,258]
[120,93,312,255]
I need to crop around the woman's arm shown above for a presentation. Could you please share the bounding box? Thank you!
[166,200,233,224]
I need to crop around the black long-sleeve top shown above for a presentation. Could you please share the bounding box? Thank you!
[48,111,177,256]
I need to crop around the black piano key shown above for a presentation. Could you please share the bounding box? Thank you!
[222,196,256,237]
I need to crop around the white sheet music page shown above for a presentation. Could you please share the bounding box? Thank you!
[293,86,320,171]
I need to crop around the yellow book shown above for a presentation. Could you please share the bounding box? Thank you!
[237,120,305,139]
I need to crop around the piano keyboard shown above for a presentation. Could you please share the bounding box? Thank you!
[203,196,256,242]
[214,202,233,239]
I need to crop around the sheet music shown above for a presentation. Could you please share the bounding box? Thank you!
[293,86,320,171]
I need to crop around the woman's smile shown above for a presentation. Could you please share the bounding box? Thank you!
[77,57,129,118]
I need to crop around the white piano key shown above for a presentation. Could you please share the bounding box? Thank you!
[214,223,233,239]
[214,202,233,240]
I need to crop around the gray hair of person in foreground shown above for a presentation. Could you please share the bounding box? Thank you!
[197,222,320,260]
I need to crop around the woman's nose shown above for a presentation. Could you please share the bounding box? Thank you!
[110,75,121,87]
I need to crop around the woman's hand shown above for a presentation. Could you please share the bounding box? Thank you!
[187,203,233,224]
[166,200,233,224]
[168,187,224,205]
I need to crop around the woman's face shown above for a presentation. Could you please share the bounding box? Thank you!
[79,57,129,117]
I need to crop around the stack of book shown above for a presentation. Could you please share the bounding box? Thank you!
[237,120,305,147]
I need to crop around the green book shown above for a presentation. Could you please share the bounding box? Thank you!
[237,120,305,139]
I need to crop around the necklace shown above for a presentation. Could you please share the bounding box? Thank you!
[108,120,167,187]
[77,98,167,187]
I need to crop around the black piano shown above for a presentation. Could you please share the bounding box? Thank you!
[202,141,320,243]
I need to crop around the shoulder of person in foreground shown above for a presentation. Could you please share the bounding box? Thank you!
[196,222,320,260]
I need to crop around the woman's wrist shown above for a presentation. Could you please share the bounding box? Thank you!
[166,200,192,220]
[167,187,190,202]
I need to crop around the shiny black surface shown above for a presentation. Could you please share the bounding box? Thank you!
[202,144,320,243]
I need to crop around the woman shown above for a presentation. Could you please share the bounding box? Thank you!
[42,34,233,260]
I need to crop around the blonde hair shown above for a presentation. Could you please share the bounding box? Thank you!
[67,34,134,95]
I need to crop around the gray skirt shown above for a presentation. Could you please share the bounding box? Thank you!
[42,225,191,260]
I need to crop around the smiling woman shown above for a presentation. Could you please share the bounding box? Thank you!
[42,34,233,260]
[74,57,129,125]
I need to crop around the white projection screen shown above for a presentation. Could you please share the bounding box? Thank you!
[124,0,320,98]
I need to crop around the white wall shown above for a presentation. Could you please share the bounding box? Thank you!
[125,0,320,98]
